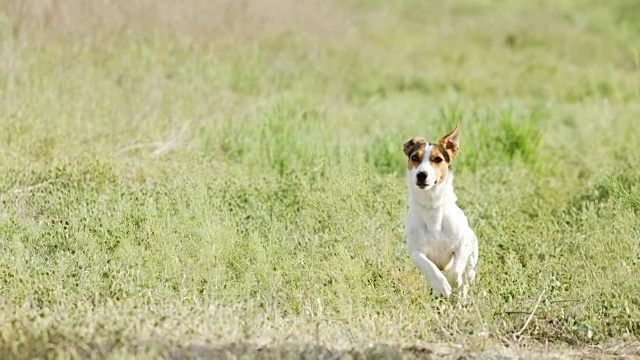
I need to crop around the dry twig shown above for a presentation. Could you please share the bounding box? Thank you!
[513,289,546,341]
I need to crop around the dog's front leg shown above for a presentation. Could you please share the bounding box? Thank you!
[411,251,452,297]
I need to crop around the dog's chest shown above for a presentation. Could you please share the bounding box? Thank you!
[420,207,445,233]
[407,206,460,268]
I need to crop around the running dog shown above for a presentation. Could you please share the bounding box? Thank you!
[403,122,478,299]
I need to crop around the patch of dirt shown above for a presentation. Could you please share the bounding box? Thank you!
[166,341,640,360]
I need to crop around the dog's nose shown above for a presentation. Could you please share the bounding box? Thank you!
[416,172,427,182]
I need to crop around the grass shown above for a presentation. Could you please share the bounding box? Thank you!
[0,0,639,358]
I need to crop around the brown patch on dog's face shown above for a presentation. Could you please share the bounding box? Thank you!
[429,143,451,183]
[403,137,427,170]
[403,122,461,189]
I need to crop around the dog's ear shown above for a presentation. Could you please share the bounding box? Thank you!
[403,137,425,157]
[439,121,460,159]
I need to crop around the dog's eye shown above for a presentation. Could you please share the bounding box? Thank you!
[433,156,443,164]
[411,155,420,162]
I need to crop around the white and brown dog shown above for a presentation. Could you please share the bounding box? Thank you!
[403,122,478,299]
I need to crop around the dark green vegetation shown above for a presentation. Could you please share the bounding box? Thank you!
[0,0,639,358]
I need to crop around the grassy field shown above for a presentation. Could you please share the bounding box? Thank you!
[1,0,639,358]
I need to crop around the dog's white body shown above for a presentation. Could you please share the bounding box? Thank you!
[404,124,478,298]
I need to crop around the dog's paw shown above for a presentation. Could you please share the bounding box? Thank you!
[449,270,464,289]
[466,268,476,283]
[461,284,469,301]
[431,278,452,297]
[455,275,463,289]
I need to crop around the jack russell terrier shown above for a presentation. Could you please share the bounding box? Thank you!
[403,122,478,299]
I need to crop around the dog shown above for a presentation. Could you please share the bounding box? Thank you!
[403,122,478,299]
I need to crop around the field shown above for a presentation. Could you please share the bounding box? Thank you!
[1,0,639,358]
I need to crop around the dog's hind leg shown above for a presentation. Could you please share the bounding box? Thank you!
[449,233,475,289]
[466,233,478,283]
[460,261,476,300]
[458,235,478,300]
[461,283,469,300]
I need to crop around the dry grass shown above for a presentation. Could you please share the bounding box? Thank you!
[3,0,358,43]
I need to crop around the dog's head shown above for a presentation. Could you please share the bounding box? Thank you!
[403,122,460,190]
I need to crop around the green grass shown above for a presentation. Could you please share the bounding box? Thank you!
[1,0,639,357]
